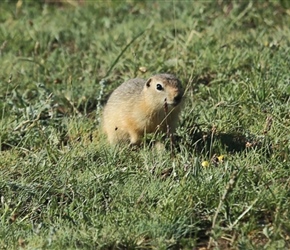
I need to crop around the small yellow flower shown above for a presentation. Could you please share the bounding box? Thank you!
[217,155,225,163]
[201,161,209,168]
[139,66,147,73]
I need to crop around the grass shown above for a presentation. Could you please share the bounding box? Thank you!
[0,0,290,249]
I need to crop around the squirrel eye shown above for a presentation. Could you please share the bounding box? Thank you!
[156,83,163,91]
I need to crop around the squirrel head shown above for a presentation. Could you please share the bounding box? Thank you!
[144,74,184,110]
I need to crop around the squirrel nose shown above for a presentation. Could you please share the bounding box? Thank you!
[174,94,182,104]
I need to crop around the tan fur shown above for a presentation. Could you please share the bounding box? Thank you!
[102,74,184,145]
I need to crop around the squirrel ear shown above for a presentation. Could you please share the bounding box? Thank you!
[145,78,152,87]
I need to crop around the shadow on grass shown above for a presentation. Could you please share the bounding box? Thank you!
[178,124,272,157]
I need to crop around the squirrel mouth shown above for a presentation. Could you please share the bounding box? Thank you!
[164,94,183,107]
[164,101,180,108]
[167,102,178,107]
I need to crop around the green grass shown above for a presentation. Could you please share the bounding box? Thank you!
[1,0,290,249]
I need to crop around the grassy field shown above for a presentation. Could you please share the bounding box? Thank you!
[1,0,290,249]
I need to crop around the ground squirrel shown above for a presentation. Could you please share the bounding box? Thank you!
[102,73,184,145]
